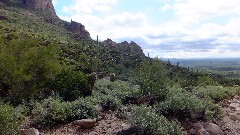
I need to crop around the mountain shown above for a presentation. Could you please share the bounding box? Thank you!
[0,0,146,80]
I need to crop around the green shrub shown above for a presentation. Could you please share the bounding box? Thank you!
[95,79,141,103]
[70,99,98,120]
[130,59,169,100]
[48,70,90,101]
[204,101,223,121]
[0,103,24,135]
[0,37,62,102]
[31,97,98,127]
[129,106,182,135]
[192,86,237,102]
[158,92,205,119]
[197,76,217,86]
[98,94,122,111]
[158,87,224,121]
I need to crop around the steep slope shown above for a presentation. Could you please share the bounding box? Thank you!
[0,0,146,80]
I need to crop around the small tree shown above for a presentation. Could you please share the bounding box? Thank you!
[0,37,62,102]
[131,59,168,99]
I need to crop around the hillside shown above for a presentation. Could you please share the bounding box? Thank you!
[0,0,240,135]
[0,0,147,80]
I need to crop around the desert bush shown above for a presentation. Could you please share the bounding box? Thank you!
[158,92,205,119]
[130,59,169,100]
[48,70,90,101]
[192,86,237,102]
[31,97,98,127]
[95,79,141,103]
[0,37,62,102]
[98,94,122,111]
[158,87,224,121]
[129,105,182,135]
[70,99,98,120]
[0,103,24,135]
[197,76,217,86]
[204,101,223,121]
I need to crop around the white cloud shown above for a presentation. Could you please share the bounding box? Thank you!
[60,11,149,40]
[161,4,171,11]
[172,0,240,24]
[58,0,240,58]
[62,0,118,14]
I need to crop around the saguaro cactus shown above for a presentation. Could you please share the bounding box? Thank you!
[88,72,97,94]
[110,73,115,82]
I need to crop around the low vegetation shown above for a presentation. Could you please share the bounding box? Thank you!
[0,1,240,134]
[129,105,182,135]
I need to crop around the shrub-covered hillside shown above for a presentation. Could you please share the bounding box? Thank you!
[1,1,240,135]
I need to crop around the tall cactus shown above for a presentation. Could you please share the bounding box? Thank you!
[110,73,115,82]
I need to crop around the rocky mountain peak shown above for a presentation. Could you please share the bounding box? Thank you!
[70,20,91,39]
[23,0,55,12]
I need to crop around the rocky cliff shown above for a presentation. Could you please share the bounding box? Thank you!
[70,20,91,39]
[2,0,54,11]
[120,41,144,55]
[23,0,55,12]
[102,38,144,56]
[0,2,8,20]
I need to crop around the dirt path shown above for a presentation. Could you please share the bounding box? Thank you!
[41,112,132,135]
[218,96,240,135]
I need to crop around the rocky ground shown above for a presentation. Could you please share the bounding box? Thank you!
[40,112,132,135]
[182,95,240,135]
[218,96,240,135]
[20,96,240,135]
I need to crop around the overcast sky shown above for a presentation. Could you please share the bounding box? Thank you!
[53,0,240,58]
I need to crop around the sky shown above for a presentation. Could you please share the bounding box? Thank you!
[53,0,240,58]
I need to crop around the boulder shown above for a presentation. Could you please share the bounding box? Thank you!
[194,122,204,131]
[24,0,55,11]
[229,105,236,110]
[230,114,240,121]
[189,128,196,134]
[204,123,224,135]
[182,130,188,135]
[20,128,39,135]
[72,119,97,129]
[196,129,209,135]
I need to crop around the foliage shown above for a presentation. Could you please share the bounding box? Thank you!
[192,86,240,102]
[0,103,24,135]
[204,101,223,121]
[158,91,205,119]
[158,87,224,121]
[129,105,182,135]
[79,80,141,111]
[197,76,217,86]
[96,94,122,111]
[31,97,98,127]
[47,69,90,101]
[95,79,141,103]
[131,59,168,99]
[0,37,62,102]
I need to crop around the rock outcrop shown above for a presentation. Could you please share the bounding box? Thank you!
[70,20,91,39]
[23,0,55,11]
[0,2,8,20]
[72,119,97,129]
[2,0,55,12]
[188,122,224,135]
[120,41,144,55]
[20,128,40,135]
